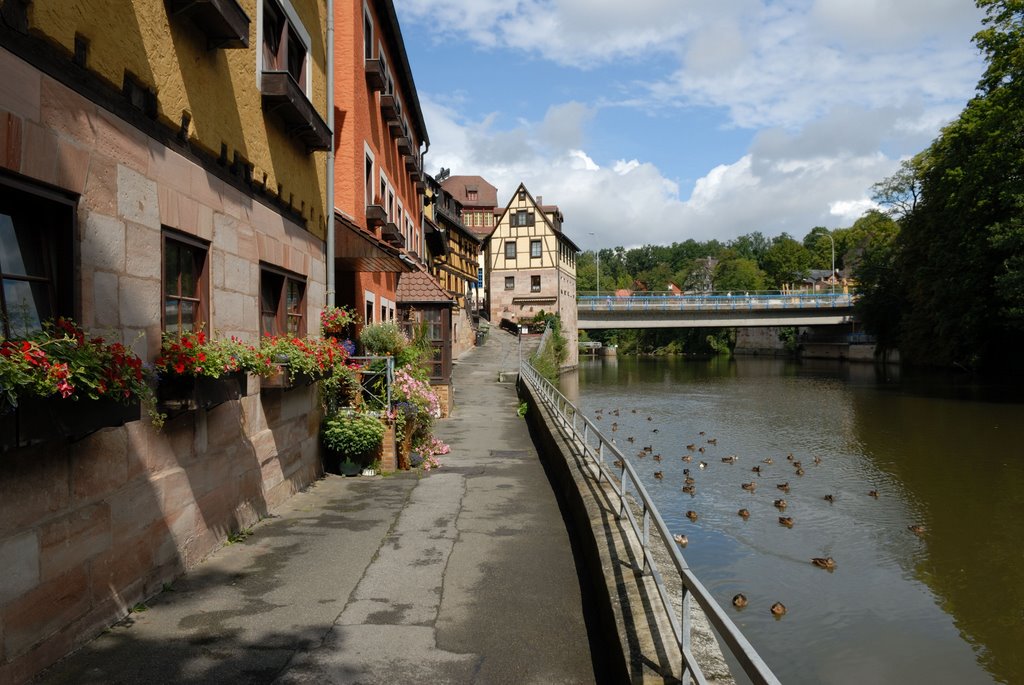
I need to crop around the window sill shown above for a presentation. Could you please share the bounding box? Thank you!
[364,58,386,92]
[167,0,250,49]
[261,71,331,152]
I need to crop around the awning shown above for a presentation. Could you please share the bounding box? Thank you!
[334,211,410,273]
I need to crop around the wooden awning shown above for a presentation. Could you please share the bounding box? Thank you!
[334,212,410,273]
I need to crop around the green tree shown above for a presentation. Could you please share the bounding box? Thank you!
[762,233,811,288]
[714,256,767,291]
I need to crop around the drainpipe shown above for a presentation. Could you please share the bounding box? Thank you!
[325,0,336,308]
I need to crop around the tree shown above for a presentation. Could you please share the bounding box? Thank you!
[762,234,811,288]
[728,232,771,265]
[714,256,767,291]
[871,154,929,220]
[862,0,1024,369]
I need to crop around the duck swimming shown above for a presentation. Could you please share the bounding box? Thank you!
[686,443,696,451]
[738,508,750,519]
[654,471,664,479]
[908,524,926,536]
[868,490,879,498]
[681,454,692,462]
[682,485,696,495]
[770,602,787,617]
[673,534,688,547]
[823,494,835,503]
[762,457,774,465]
[732,593,748,609]
[811,557,837,570]
[741,482,757,492]
[778,516,794,528]
[722,455,737,464]
[773,499,787,510]
[686,510,699,522]
[776,482,790,492]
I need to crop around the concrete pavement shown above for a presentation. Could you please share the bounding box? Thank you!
[34,330,606,684]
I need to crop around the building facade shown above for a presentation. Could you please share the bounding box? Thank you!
[440,174,497,317]
[0,0,330,680]
[488,183,579,366]
[331,0,427,330]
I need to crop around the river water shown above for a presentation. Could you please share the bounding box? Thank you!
[561,355,1024,685]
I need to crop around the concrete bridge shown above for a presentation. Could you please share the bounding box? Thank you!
[577,292,857,329]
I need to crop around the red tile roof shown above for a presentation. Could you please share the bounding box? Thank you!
[441,175,498,208]
[396,268,453,304]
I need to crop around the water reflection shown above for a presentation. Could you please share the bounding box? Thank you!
[568,356,1024,685]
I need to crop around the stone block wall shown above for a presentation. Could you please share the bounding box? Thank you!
[0,383,324,684]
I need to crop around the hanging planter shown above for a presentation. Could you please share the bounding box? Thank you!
[1,395,140,451]
[156,370,245,414]
[260,362,318,390]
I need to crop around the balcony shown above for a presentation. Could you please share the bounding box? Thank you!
[381,221,404,247]
[380,94,401,124]
[364,58,386,92]
[366,204,387,228]
[396,136,413,155]
[167,0,249,49]
[404,153,419,171]
[261,71,331,151]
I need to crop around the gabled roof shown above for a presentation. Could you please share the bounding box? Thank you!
[495,182,580,252]
[441,175,498,208]
[397,267,454,305]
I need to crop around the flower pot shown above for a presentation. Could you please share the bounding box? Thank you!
[260,363,317,390]
[360,467,377,477]
[340,459,362,476]
[157,370,245,414]
[1,395,140,451]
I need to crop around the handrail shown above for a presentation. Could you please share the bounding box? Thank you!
[519,359,780,685]
[578,291,855,312]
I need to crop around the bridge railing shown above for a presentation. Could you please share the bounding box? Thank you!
[519,358,780,685]
[578,291,855,312]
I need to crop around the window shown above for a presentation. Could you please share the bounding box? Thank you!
[365,297,374,324]
[262,0,307,90]
[531,275,541,292]
[530,239,542,258]
[0,179,74,337]
[518,189,526,201]
[504,276,514,290]
[466,189,477,202]
[260,267,306,336]
[363,5,373,59]
[511,210,534,227]
[504,241,516,259]
[163,233,209,335]
[365,153,374,207]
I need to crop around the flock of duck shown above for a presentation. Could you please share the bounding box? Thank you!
[593,406,928,620]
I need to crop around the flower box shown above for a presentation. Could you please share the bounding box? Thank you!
[157,370,245,414]
[1,395,140,451]
[260,363,318,390]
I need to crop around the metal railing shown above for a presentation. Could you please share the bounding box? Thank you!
[346,355,394,411]
[519,359,780,685]
[579,291,855,312]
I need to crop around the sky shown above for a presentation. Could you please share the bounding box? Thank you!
[393,0,988,251]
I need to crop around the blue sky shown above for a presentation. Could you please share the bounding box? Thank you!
[394,0,988,251]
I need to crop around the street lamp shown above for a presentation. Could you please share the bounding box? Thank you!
[825,230,835,295]
[589,232,600,296]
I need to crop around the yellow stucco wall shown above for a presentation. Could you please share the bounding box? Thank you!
[27,0,328,237]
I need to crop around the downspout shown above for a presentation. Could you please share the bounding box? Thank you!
[325,0,336,308]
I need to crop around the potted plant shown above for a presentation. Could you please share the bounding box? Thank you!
[0,318,157,448]
[320,304,357,338]
[257,335,350,390]
[321,409,386,475]
[154,331,256,413]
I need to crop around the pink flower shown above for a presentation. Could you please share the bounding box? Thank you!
[57,379,74,398]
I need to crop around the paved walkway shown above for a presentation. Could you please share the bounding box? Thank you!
[36,331,603,684]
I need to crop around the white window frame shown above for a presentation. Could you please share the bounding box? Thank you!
[364,290,377,324]
[364,143,376,208]
[363,2,374,60]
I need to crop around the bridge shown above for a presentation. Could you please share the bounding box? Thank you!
[577,292,857,329]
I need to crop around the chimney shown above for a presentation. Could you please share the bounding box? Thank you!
[536,195,543,206]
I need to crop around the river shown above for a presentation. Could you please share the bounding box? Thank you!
[560,355,1024,685]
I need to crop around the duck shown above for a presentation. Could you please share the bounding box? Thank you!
[813,456,822,465]
[732,593,748,609]
[795,467,805,476]
[647,416,653,421]
[631,409,637,413]
[683,468,690,475]
[643,445,653,452]
[762,457,774,465]
[722,455,737,464]
[707,438,717,445]
[686,443,697,451]
[699,431,706,436]
[653,428,660,433]
[792,460,802,469]
[681,454,692,463]
[673,534,688,547]
[776,482,790,492]
[653,454,662,462]
[751,465,761,474]
[699,461,708,469]
[682,485,696,495]
[908,524,926,536]
[778,516,794,528]
[686,510,698,522]
[627,436,635,443]
[868,490,879,498]
[698,446,706,453]
[823,494,835,503]
[786,453,795,461]
[684,476,696,486]
[738,508,750,519]
[595,408,604,414]
[811,556,837,570]
[773,499,787,510]
[654,471,664,480]
[741,482,757,492]
[770,602,787,617]
[636,451,646,458]
[611,425,618,432]
[613,459,624,469]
